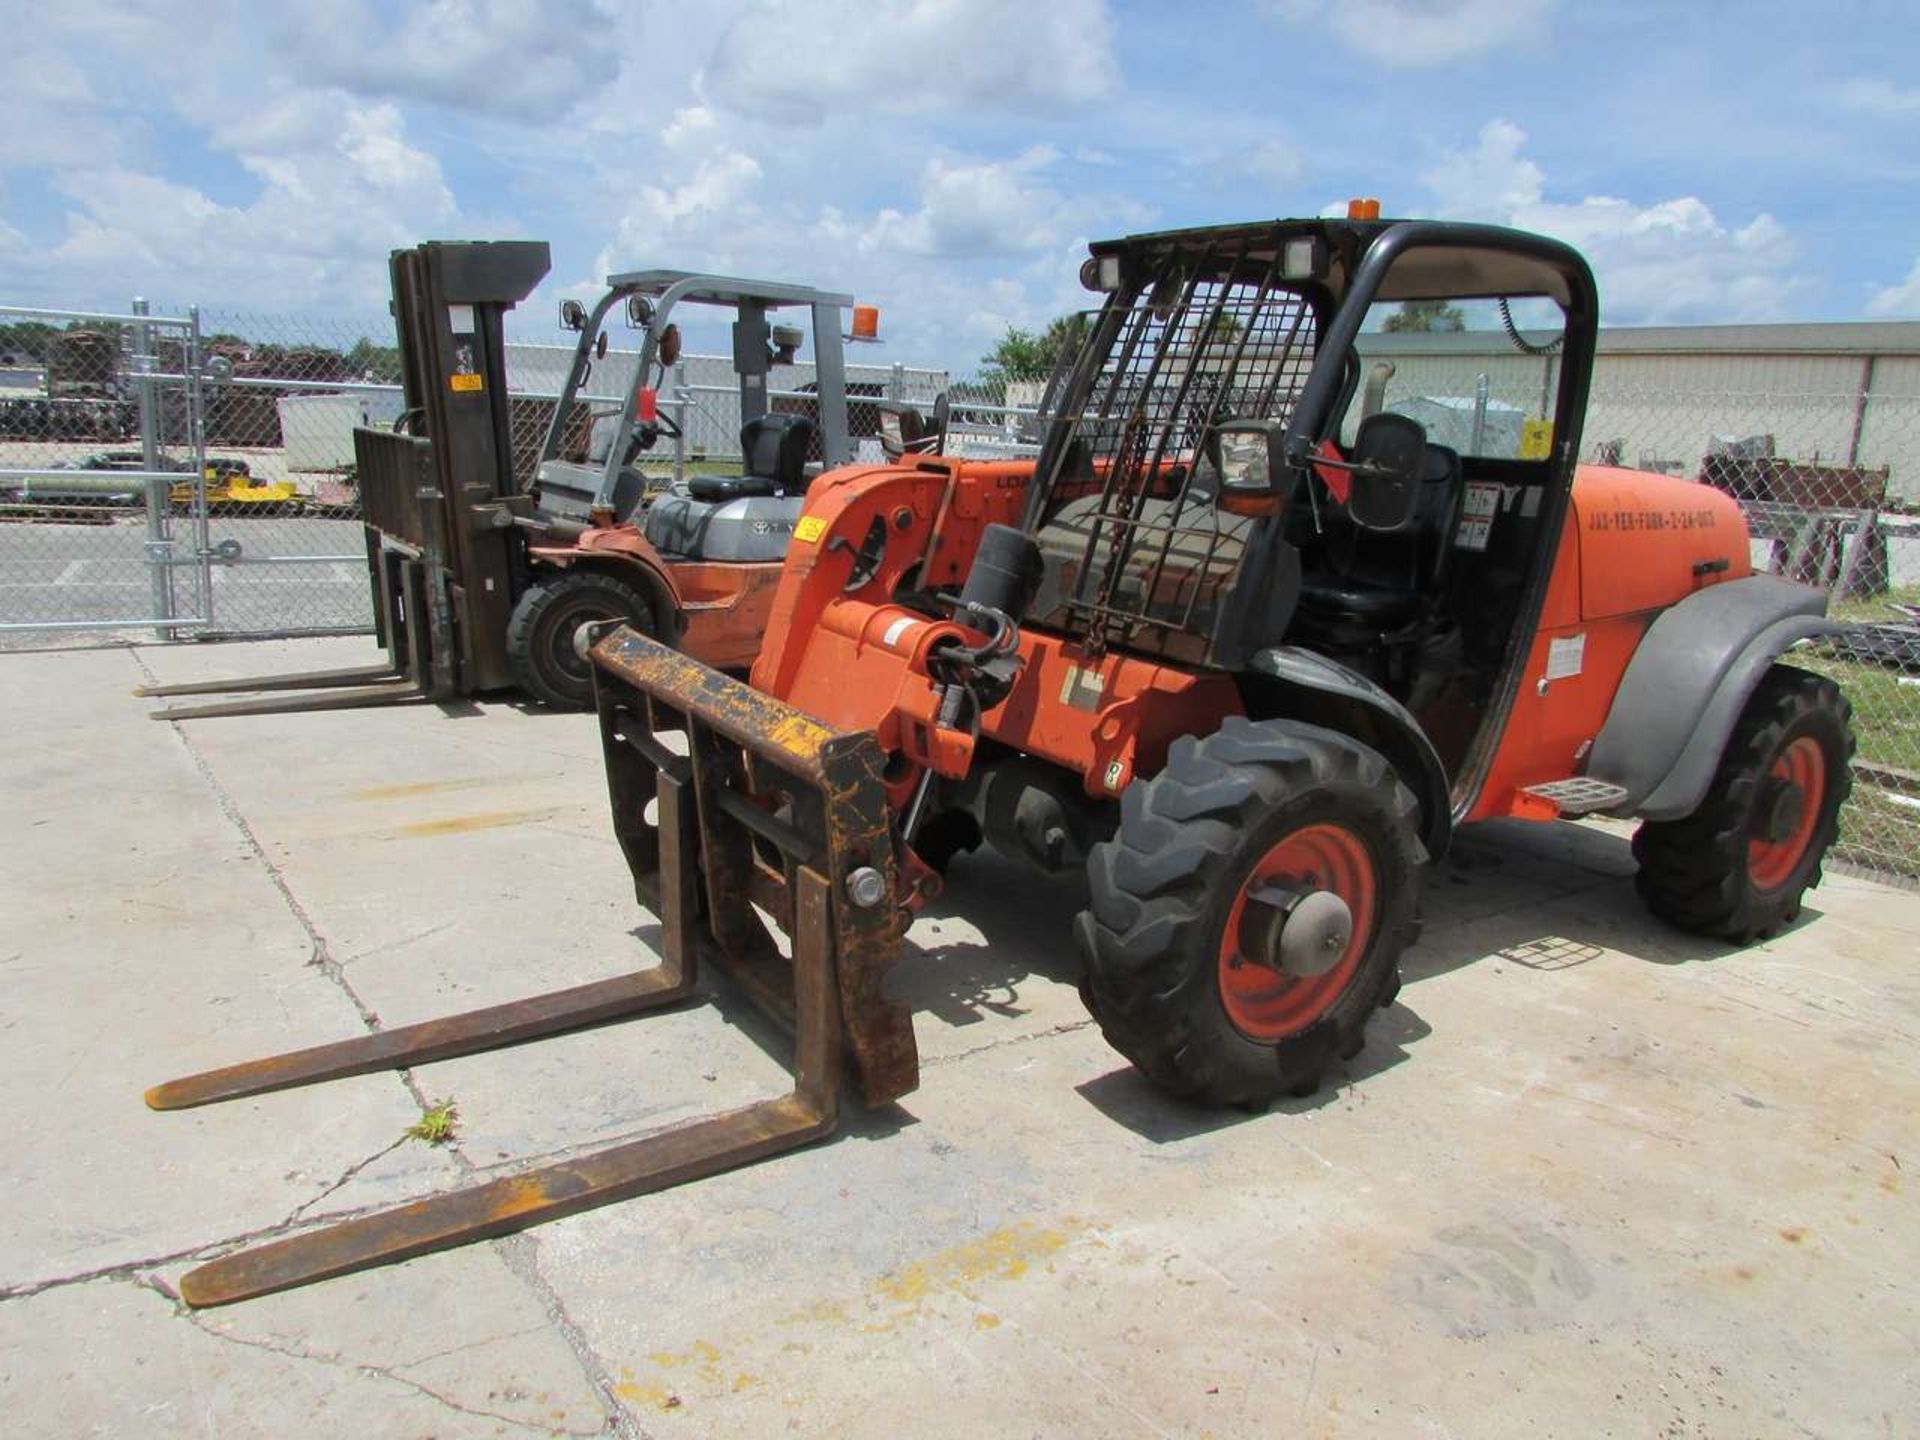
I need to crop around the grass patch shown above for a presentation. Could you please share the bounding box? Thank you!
[1796,651,1920,771]
[1830,582,1920,627]
[634,458,749,480]
[404,1098,460,1146]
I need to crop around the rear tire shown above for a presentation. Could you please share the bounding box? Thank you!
[1633,663,1852,944]
[1077,717,1424,1108]
[506,571,658,710]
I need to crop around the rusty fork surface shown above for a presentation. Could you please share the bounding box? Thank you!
[158,765,841,1307]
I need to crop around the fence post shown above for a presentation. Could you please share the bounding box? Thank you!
[1846,354,1877,467]
[131,298,178,641]
[187,305,214,632]
[672,361,688,487]
[889,362,904,403]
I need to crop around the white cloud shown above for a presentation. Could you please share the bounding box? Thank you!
[1836,76,1920,118]
[0,47,130,168]
[1243,139,1307,187]
[1268,0,1551,68]
[275,0,622,119]
[1418,120,1805,324]
[30,101,460,311]
[853,148,1079,258]
[1868,258,1920,318]
[1420,118,1543,212]
[702,0,1119,123]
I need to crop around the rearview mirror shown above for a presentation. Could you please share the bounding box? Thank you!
[625,295,654,329]
[559,299,587,332]
[1347,413,1426,531]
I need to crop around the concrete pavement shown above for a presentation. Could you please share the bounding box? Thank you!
[3,636,1917,1437]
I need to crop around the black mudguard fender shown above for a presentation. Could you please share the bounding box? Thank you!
[1242,646,1453,860]
[1587,574,1843,821]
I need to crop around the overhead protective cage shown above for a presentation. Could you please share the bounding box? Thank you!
[1032,232,1320,658]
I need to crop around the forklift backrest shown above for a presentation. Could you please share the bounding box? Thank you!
[742,413,816,492]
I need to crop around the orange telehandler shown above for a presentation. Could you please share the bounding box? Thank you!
[149,212,1853,1305]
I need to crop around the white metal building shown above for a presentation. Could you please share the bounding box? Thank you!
[1357,321,1920,502]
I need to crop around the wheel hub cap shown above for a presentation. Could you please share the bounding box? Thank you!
[1218,822,1378,1041]
[570,618,601,664]
[1759,777,1805,844]
[1747,735,1827,892]
[1239,886,1354,979]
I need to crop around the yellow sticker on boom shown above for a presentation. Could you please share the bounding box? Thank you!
[794,515,827,544]
[449,372,484,392]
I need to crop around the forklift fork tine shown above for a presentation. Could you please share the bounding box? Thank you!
[175,862,840,1308]
[133,662,405,699]
[148,772,706,1112]
[145,679,428,722]
[143,969,691,1110]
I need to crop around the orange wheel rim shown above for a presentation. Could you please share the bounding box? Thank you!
[1746,735,1826,892]
[1217,823,1376,1040]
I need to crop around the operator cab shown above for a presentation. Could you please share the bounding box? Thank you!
[1288,286,1578,772]
[530,269,863,553]
[1019,215,1596,795]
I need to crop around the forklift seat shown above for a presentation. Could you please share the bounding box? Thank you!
[687,413,816,502]
[643,413,818,563]
[1294,443,1463,633]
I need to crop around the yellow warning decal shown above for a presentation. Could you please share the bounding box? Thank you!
[449,373,484,392]
[794,515,827,544]
[1519,418,1554,459]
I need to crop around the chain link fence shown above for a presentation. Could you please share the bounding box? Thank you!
[0,301,213,641]
[2,301,1915,884]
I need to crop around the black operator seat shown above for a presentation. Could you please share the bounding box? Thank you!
[641,412,818,563]
[1295,441,1464,629]
[687,413,816,501]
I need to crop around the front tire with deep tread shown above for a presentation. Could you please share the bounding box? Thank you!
[506,571,658,710]
[1633,663,1853,944]
[1077,717,1425,1108]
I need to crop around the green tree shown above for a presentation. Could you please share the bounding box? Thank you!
[0,320,60,360]
[1383,299,1466,333]
[346,337,403,383]
[980,312,1089,386]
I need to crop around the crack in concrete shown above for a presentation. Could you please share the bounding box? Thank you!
[920,1017,1098,1070]
[137,654,633,1437]
[492,1236,651,1440]
[282,1136,411,1225]
[391,1322,554,1371]
[1,1205,386,1304]
[145,1275,607,1438]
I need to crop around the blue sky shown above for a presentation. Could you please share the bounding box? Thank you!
[2,0,1917,372]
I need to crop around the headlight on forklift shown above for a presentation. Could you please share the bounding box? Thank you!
[1081,253,1124,292]
[1282,236,1325,280]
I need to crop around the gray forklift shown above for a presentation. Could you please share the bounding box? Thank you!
[140,242,865,717]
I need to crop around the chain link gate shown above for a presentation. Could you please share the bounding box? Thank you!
[0,300,216,642]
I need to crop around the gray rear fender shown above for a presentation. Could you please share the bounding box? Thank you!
[1586,574,1842,821]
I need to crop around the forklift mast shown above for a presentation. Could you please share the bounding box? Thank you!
[135,239,549,720]
[383,241,551,690]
